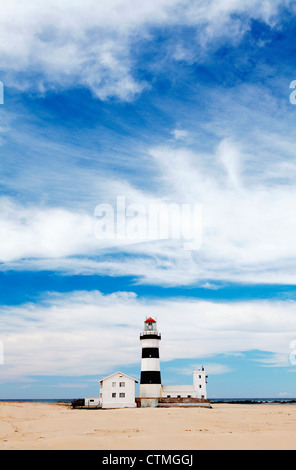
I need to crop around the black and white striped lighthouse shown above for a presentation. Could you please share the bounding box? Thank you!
[139,317,162,399]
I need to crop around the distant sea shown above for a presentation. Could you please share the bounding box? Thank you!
[0,399,74,403]
[0,398,296,404]
[210,398,296,404]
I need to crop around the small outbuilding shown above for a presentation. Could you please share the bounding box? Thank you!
[161,369,208,400]
[99,371,138,409]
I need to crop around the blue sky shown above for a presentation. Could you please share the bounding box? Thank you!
[0,0,296,399]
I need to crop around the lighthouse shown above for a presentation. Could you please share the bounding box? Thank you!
[139,317,162,401]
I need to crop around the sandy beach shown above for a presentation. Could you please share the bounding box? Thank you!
[0,402,296,450]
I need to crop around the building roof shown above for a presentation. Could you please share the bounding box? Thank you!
[99,371,138,384]
[145,317,156,323]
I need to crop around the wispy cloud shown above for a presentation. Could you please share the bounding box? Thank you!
[2,121,296,287]
[1,291,295,381]
[171,129,189,141]
[0,0,293,100]
[1,0,296,400]
[169,363,233,376]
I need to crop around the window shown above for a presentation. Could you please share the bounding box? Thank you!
[167,395,171,398]
[112,393,116,398]
[199,385,202,388]
[187,395,191,398]
[119,393,125,398]
[177,395,181,398]
[199,375,201,379]
[119,382,125,387]
[112,382,116,387]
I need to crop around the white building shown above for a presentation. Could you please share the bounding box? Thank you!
[73,318,209,410]
[161,369,208,400]
[193,368,208,399]
[99,372,138,409]
[84,397,102,408]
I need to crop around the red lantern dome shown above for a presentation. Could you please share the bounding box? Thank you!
[144,317,156,323]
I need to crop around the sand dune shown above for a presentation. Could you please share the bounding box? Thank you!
[0,402,296,450]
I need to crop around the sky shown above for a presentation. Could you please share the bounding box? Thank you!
[0,0,296,399]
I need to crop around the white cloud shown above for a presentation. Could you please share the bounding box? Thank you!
[3,131,296,286]
[0,198,97,262]
[0,291,295,381]
[172,129,189,141]
[0,0,293,100]
[278,392,294,397]
[216,139,243,189]
[173,44,196,64]
[170,363,233,376]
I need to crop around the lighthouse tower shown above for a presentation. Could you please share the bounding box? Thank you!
[139,317,162,400]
